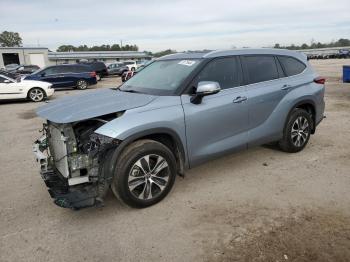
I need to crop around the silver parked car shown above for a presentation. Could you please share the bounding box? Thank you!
[33,49,325,209]
[107,62,129,76]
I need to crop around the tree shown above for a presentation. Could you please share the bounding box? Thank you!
[56,43,139,52]
[0,31,22,47]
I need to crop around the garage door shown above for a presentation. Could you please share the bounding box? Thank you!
[29,53,45,68]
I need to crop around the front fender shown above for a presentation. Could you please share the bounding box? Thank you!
[95,96,188,164]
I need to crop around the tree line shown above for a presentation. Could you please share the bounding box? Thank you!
[56,44,139,52]
[274,38,350,50]
[1,31,349,54]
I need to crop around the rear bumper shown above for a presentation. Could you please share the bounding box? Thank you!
[88,77,97,85]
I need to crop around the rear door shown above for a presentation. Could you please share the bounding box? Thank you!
[241,55,287,146]
[181,56,249,166]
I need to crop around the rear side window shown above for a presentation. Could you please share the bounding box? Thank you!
[70,65,89,73]
[44,67,63,75]
[242,55,279,84]
[194,57,241,89]
[278,56,306,76]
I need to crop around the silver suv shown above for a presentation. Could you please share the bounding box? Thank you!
[33,49,325,209]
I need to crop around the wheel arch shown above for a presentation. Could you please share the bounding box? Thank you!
[287,99,316,133]
[107,128,187,180]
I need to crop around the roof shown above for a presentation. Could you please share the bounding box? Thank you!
[0,47,48,50]
[159,48,307,62]
[48,51,151,60]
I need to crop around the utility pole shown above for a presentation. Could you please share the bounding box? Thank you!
[120,40,123,49]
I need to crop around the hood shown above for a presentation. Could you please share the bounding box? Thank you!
[20,79,51,87]
[36,88,156,123]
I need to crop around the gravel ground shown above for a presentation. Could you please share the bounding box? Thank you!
[1,60,350,262]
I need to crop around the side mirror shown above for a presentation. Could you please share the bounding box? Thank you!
[4,79,11,84]
[190,81,221,104]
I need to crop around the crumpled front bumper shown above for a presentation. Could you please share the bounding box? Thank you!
[33,137,99,210]
[40,169,97,209]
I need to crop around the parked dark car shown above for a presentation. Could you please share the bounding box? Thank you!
[15,65,40,75]
[24,64,97,90]
[107,62,129,76]
[79,61,108,80]
[4,63,19,71]
[0,69,19,79]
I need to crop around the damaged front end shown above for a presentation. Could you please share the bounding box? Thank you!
[33,116,121,209]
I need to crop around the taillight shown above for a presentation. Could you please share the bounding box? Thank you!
[90,71,96,77]
[314,77,326,84]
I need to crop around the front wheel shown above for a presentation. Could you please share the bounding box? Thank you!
[28,87,45,102]
[111,139,177,208]
[76,79,88,90]
[279,108,313,153]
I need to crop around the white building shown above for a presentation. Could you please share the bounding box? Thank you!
[0,47,49,68]
[0,47,152,69]
[48,51,152,65]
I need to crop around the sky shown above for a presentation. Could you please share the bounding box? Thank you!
[1,0,350,52]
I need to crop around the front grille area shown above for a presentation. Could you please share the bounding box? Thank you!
[48,124,70,178]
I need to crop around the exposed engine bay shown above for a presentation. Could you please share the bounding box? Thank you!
[33,112,123,209]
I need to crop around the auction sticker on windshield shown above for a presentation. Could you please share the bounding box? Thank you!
[178,60,196,66]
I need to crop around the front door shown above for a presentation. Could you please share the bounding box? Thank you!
[181,56,249,167]
[0,76,24,99]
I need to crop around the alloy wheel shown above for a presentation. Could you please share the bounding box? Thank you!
[128,154,170,200]
[77,80,88,89]
[291,116,310,147]
[29,88,44,102]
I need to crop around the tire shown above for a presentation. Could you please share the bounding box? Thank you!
[279,108,313,153]
[76,79,88,90]
[111,139,177,208]
[131,67,135,71]
[28,87,45,102]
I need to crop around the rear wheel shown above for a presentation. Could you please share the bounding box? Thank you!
[28,87,45,102]
[76,79,88,90]
[279,108,313,153]
[111,139,177,208]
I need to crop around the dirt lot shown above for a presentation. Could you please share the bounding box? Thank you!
[1,60,350,262]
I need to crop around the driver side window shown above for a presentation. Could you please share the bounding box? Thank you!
[193,57,242,91]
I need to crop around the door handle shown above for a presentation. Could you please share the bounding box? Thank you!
[233,96,247,103]
[281,84,292,90]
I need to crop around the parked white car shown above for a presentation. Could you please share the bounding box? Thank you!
[0,74,54,102]
[122,61,138,71]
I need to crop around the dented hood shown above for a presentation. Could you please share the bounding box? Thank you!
[36,88,156,123]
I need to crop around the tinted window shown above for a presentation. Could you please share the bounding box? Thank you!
[242,55,279,84]
[194,57,241,89]
[278,56,306,76]
[43,67,62,75]
[70,65,89,73]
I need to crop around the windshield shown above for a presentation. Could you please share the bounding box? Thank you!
[120,59,201,95]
